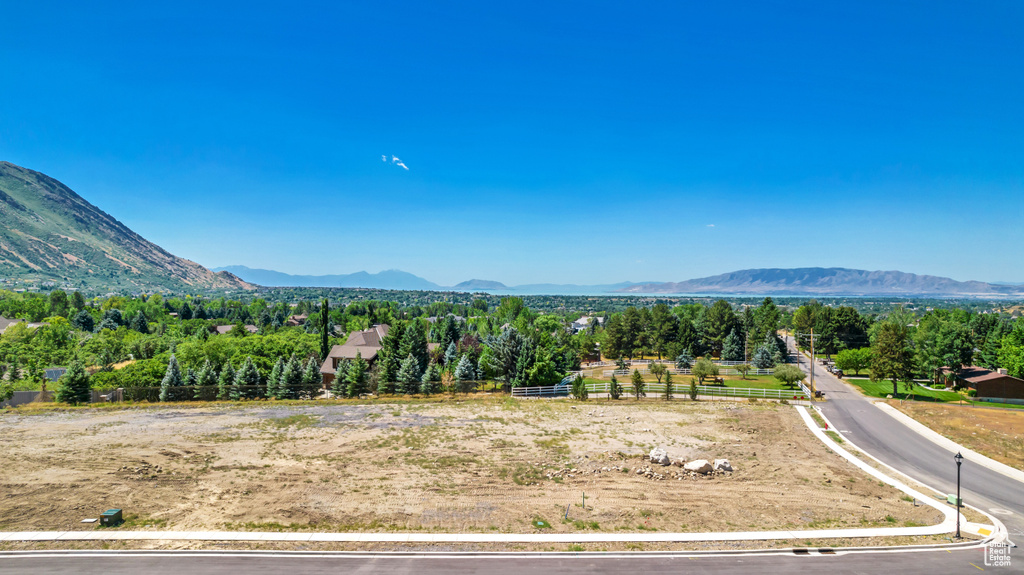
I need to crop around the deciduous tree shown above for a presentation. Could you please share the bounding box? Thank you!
[871,316,915,397]
[835,348,871,376]
[691,357,718,385]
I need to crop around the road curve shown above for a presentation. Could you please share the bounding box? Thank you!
[794,347,1024,545]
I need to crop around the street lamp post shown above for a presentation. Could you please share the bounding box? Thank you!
[954,452,963,539]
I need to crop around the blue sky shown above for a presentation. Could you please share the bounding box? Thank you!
[2,1,1022,285]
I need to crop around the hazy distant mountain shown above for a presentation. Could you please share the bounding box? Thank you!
[216,268,650,294]
[214,266,443,290]
[0,162,254,292]
[505,282,649,295]
[619,268,1024,296]
[452,279,507,290]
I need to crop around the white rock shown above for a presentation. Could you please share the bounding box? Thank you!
[713,459,733,472]
[649,447,671,466]
[684,459,713,474]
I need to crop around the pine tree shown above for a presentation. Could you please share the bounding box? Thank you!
[441,316,461,352]
[444,341,458,366]
[663,371,673,401]
[345,352,368,398]
[71,290,86,311]
[233,356,261,400]
[277,354,302,400]
[184,368,198,388]
[179,302,193,320]
[722,330,743,362]
[752,345,775,369]
[631,369,646,400]
[195,360,217,399]
[571,373,589,401]
[689,377,698,401]
[331,360,350,397]
[102,308,124,327]
[302,357,321,388]
[130,311,149,334]
[609,374,622,400]
[267,358,285,399]
[453,354,475,382]
[397,354,422,394]
[420,362,440,395]
[55,360,91,405]
[217,361,235,400]
[399,323,429,374]
[72,310,94,332]
[96,318,119,332]
[320,298,330,361]
[675,351,693,370]
[160,354,184,402]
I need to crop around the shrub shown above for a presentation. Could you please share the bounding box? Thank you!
[571,374,588,401]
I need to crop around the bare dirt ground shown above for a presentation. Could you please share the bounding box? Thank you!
[0,397,941,537]
[893,401,1024,470]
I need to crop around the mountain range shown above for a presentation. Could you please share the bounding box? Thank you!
[211,266,444,291]
[214,265,1024,297]
[0,162,253,292]
[618,268,1024,296]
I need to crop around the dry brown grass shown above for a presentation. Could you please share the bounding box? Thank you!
[894,402,1024,470]
[0,397,941,535]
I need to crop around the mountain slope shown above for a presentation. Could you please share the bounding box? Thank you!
[451,279,507,290]
[0,161,254,292]
[620,267,1024,296]
[213,266,441,290]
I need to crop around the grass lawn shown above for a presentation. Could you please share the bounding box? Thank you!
[847,378,963,402]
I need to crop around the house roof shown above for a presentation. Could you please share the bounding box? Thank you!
[343,324,390,348]
[950,366,1024,385]
[44,368,67,381]
[320,324,391,375]
[326,344,381,361]
[214,324,258,334]
[0,316,24,334]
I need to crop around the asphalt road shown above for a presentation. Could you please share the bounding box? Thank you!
[0,548,1008,575]
[795,347,1024,545]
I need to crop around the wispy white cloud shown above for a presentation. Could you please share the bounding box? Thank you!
[706,224,715,227]
[383,155,409,170]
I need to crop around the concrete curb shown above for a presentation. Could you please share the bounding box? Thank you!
[0,538,990,559]
[873,402,1024,484]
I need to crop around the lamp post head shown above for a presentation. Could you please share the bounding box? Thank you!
[955,452,963,465]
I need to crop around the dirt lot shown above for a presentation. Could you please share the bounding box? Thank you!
[893,401,1024,470]
[0,397,941,536]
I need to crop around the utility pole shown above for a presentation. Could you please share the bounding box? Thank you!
[809,327,815,397]
[796,329,818,398]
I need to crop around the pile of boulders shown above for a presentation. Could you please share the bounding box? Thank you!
[635,447,734,480]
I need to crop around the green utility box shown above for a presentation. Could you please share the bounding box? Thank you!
[100,509,123,526]
[946,495,962,507]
